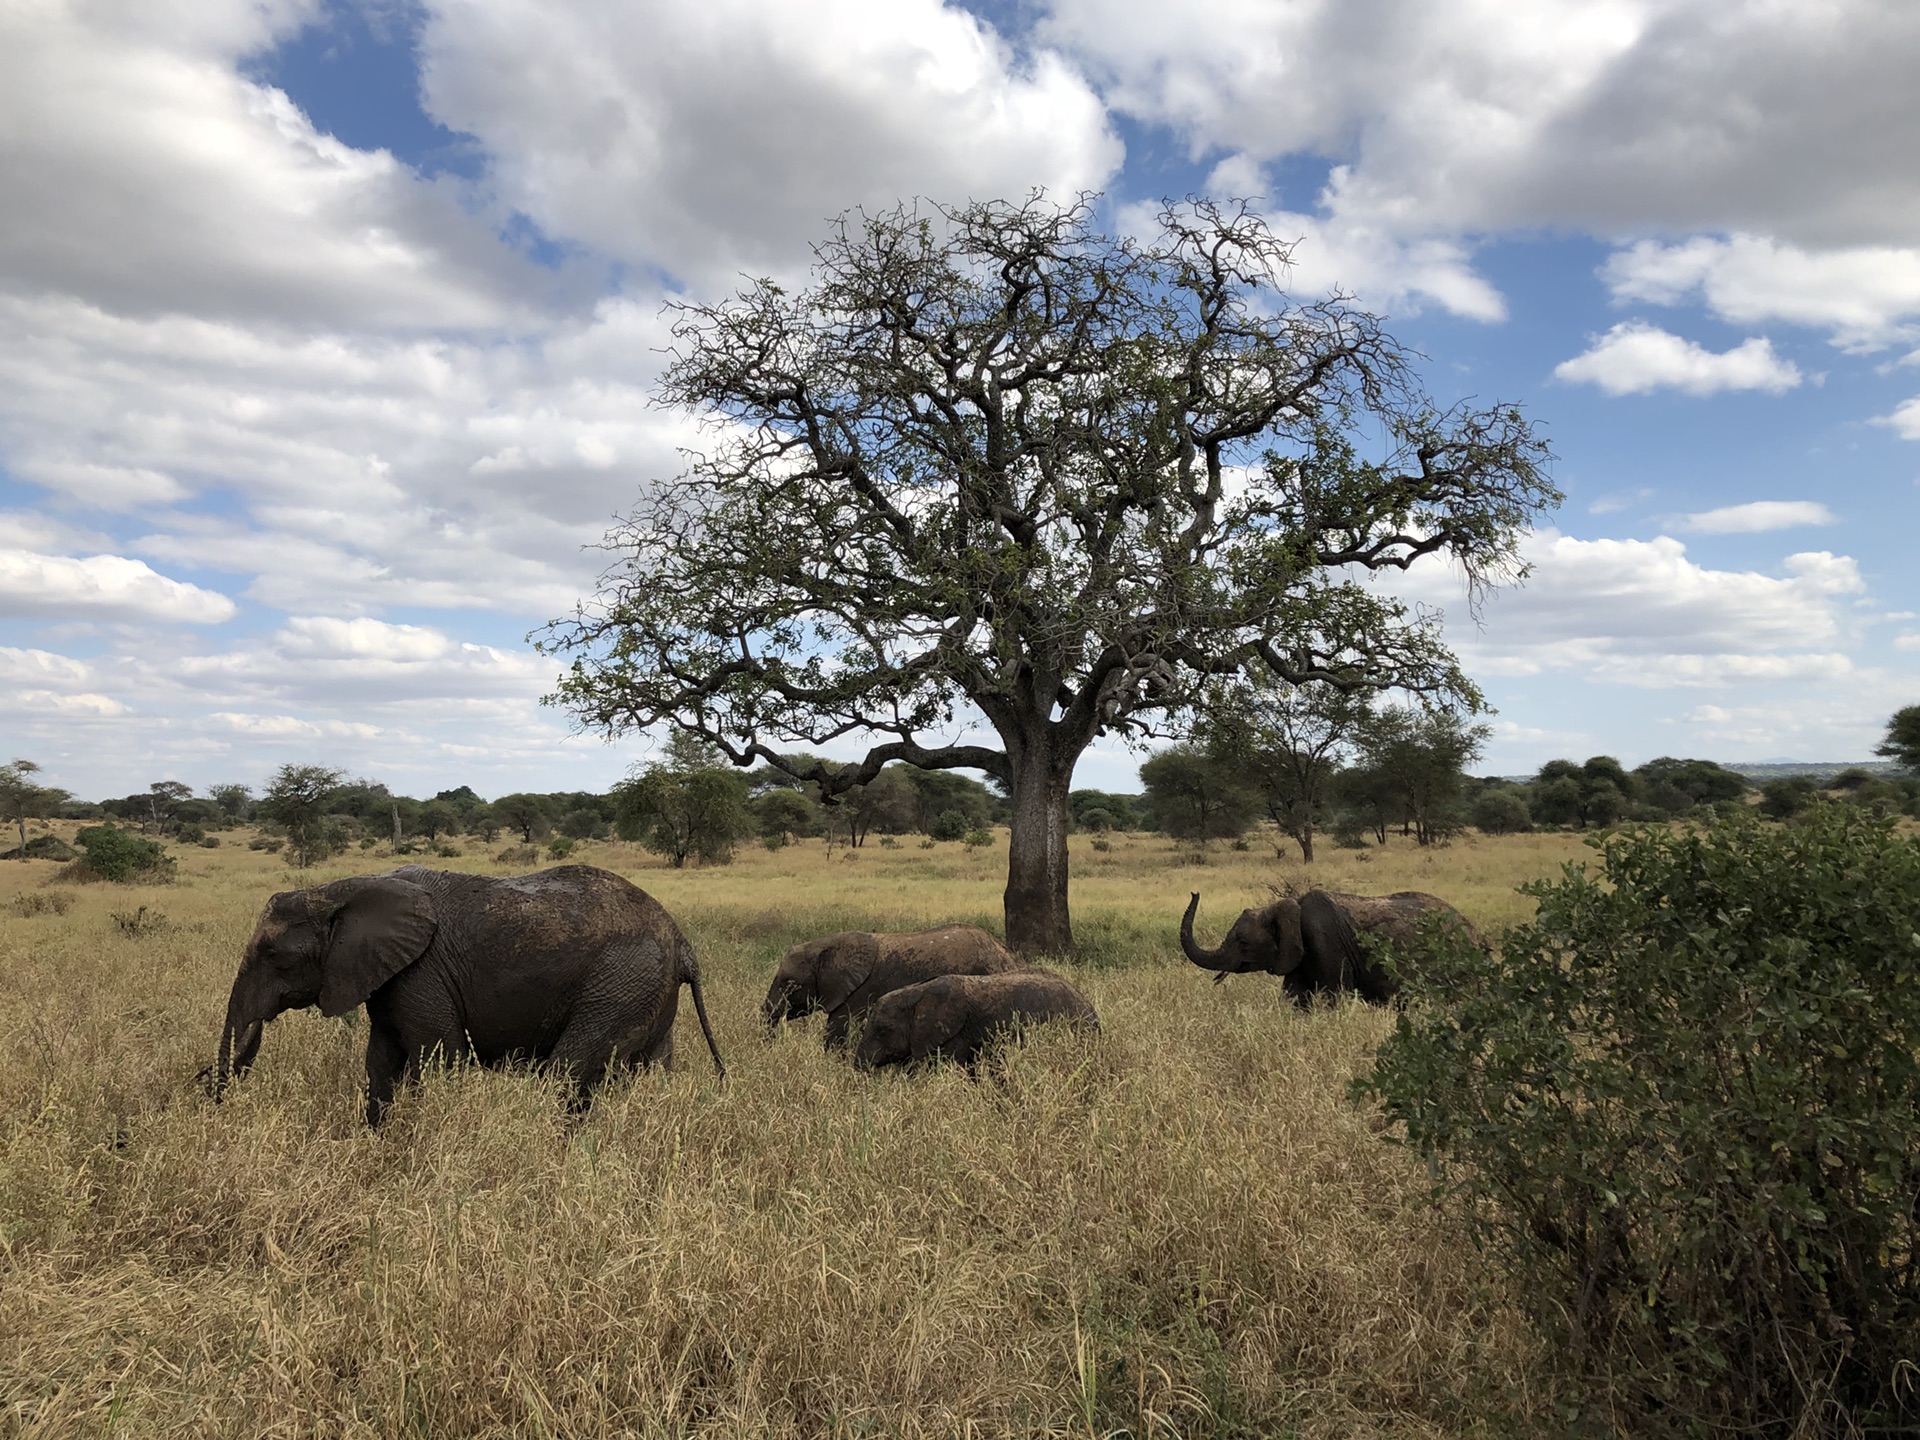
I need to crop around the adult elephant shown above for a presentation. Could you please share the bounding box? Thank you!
[208,864,725,1125]
[762,924,1023,1047]
[853,970,1099,1071]
[1180,888,1480,1003]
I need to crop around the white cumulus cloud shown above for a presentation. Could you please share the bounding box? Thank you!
[420,0,1122,289]
[1401,533,1868,689]
[1884,396,1920,440]
[0,550,235,623]
[1675,501,1837,535]
[1554,322,1801,396]
[1602,235,1920,351]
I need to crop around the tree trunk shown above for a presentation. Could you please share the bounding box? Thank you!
[1004,742,1074,955]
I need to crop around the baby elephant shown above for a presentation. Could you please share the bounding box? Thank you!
[763,924,1023,1048]
[854,970,1099,1071]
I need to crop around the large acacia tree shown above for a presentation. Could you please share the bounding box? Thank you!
[542,195,1557,952]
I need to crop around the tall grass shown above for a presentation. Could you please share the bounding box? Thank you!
[0,825,1590,1437]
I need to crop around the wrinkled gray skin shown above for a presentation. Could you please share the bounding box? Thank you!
[1322,890,1487,963]
[853,970,1099,1071]
[762,924,1023,1048]
[209,864,725,1125]
[1181,888,1480,1003]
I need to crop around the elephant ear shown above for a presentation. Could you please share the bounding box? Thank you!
[316,875,437,1017]
[1300,890,1363,988]
[815,932,881,1014]
[908,980,966,1055]
[1263,899,1306,975]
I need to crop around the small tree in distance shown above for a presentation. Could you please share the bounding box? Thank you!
[1874,704,1920,771]
[1355,708,1486,846]
[541,193,1557,951]
[1201,675,1371,861]
[2,759,69,856]
[613,733,752,867]
[1139,744,1258,842]
[256,765,346,868]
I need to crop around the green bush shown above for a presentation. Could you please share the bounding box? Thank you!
[1362,805,1920,1434]
[72,825,175,883]
[1470,788,1532,834]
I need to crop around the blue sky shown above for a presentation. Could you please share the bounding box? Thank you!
[3,0,1918,800]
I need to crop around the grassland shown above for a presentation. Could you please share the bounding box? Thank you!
[0,823,1593,1438]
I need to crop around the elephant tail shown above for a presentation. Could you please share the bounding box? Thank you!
[680,941,728,1080]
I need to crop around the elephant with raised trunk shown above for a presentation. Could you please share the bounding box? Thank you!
[762,924,1022,1047]
[853,970,1099,1071]
[209,864,725,1125]
[1180,888,1481,1003]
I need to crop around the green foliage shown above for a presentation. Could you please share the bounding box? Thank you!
[1352,707,1485,846]
[1138,744,1259,840]
[1632,756,1748,816]
[1069,790,1141,832]
[206,783,253,822]
[255,764,347,868]
[1363,806,1920,1433]
[490,793,552,843]
[751,787,818,843]
[416,799,463,840]
[1468,786,1532,834]
[1873,704,1920,772]
[928,809,973,843]
[612,737,752,867]
[1199,674,1370,861]
[73,825,174,883]
[962,827,995,851]
[1,758,71,855]
[1759,774,1819,820]
[546,836,577,860]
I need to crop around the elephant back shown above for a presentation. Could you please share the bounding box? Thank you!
[876,924,1021,988]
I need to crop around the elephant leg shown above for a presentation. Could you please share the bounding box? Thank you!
[364,1022,406,1127]
[823,1006,852,1050]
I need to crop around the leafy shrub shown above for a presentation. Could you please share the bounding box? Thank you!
[198,834,220,848]
[2,833,78,861]
[9,891,72,917]
[1759,774,1819,820]
[176,823,206,844]
[434,843,462,858]
[496,845,539,865]
[1362,805,1920,1434]
[962,827,994,851]
[1329,819,1370,849]
[547,836,578,860]
[72,825,175,883]
[1470,788,1532,834]
[929,809,971,842]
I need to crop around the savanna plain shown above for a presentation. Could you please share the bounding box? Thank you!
[0,825,1594,1438]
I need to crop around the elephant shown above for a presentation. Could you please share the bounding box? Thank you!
[762,924,1024,1047]
[208,864,725,1125]
[1180,888,1481,1003]
[853,970,1099,1071]
[1321,889,1487,963]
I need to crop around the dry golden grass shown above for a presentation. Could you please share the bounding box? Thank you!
[0,823,1593,1438]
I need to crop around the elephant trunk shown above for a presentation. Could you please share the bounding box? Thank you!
[209,971,268,1101]
[1180,892,1229,973]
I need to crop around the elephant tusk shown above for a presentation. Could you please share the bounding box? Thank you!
[1213,970,1231,985]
